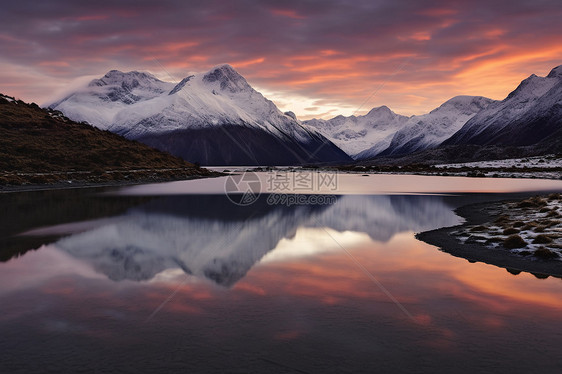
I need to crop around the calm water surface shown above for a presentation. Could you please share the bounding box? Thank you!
[1,174,562,373]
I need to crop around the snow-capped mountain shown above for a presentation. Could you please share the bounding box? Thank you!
[304,106,409,158]
[304,65,562,160]
[48,65,351,166]
[48,64,562,164]
[444,65,562,147]
[366,96,495,158]
[305,97,493,160]
[49,70,174,129]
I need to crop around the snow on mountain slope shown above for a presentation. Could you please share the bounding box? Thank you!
[48,70,174,129]
[304,96,492,160]
[119,65,327,143]
[49,64,562,163]
[365,96,494,158]
[307,65,561,160]
[444,65,562,147]
[49,65,351,166]
[303,106,409,158]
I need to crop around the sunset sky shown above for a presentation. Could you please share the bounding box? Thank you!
[1,0,561,119]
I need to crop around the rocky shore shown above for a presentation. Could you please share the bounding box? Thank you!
[417,193,562,278]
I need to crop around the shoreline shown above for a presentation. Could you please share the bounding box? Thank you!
[228,165,562,181]
[2,169,561,277]
[417,194,562,278]
[1,168,560,194]
[0,170,224,194]
[332,167,562,180]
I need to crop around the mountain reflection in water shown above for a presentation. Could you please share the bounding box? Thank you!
[3,180,562,374]
[50,195,460,286]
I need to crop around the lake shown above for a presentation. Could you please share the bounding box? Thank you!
[1,173,562,373]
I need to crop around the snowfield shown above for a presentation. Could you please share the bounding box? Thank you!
[436,155,562,169]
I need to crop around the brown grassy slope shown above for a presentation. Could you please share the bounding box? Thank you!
[0,94,213,184]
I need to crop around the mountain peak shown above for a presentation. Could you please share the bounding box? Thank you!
[103,70,157,80]
[47,69,173,116]
[204,64,241,80]
[89,70,162,88]
[547,65,562,78]
[366,105,392,117]
[436,95,493,113]
[203,64,251,93]
[210,63,237,73]
[505,69,559,101]
[442,95,482,104]
[444,65,562,148]
[284,111,297,120]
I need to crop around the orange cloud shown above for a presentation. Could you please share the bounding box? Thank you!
[229,57,266,68]
[417,8,459,17]
[142,41,200,54]
[39,61,71,67]
[271,9,306,19]
[1,0,561,119]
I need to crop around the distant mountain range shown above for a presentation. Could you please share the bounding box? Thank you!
[303,106,409,157]
[306,65,562,160]
[49,65,351,166]
[308,96,494,159]
[48,64,562,165]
